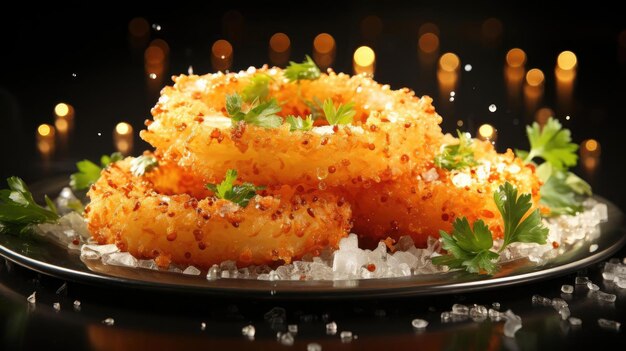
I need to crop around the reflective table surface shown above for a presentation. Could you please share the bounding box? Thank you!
[1,3,626,350]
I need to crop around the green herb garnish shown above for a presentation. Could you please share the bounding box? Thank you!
[432,182,548,274]
[205,169,265,208]
[130,155,158,176]
[516,117,591,216]
[516,117,578,171]
[284,55,321,82]
[70,152,123,190]
[0,177,59,235]
[322,99,355,125]
[303,96,325,120]
[286,115,314,131]
[535,163,592,216]
[226,93,283,129]
[242,74,272,103]
[434,130,478,170]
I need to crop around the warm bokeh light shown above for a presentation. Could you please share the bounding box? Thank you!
[439,53,460,72]
[115,122,133,136]
[477,124,496,141]
[506,48,526,68]
[534,107,555,126]
[269,33,290,53]
[37,124,53,137]
[581,139,601,159]
[212,39,233,59]
[557,51,577,70]
[361,15,383,40]
[128,17,149,38]
[419,33,439,54]
[584,139,598,152]
[55,118,68,133]
[313,33,335,54]
[54,103,70,117]
[418,22,440,36]
[144,45,165,65]
[354,46,375,67]
[150,39,170,55]
[526,68,545,87]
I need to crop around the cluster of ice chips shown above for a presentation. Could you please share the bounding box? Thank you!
[440,303,522,337]
[37,190,606,281]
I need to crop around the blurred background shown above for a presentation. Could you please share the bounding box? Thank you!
[1,2,625,208]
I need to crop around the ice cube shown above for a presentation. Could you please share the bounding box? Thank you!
[280,332,294,346]
[102,252,138,267]
[27,291,36,304]
[451,304,469,315]
[200,322,206,331]
[182,266,201,275]
[558,307,571,320]
[561,284,574,294]
[552,298,568,310]
[586,282,600,291]
[326,321,337,335]
[338,234,359,250]
[73,300,81,311]
[489,309,503,322]
[206,265,219,280]
[470,305,488,322]
[340,331,353,342]
[241,325,256,338]
[411,318,428,329]
[102,318,115,326]
[53,302,60,312]
[492,302,501,310]
[568,317,582,326]
[598,318,620,331]
[440,312,451,322]
[307,343,322,351]
[287,324,298,334]
[596,291,616,303]
[575,276,589,285]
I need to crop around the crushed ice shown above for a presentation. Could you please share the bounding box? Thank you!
[42,188,611,281]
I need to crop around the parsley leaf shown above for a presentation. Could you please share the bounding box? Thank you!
[286,115,313,131]
[433,182,548,275]
[0,177,59,235]
[536,163,591,216]
[130,155,158,176]
[323,99,355,125]
[285,55,321,82]
[434,130,478,170]
[517,117,578,171]
[205,169,265,208]
[226,93,283,129]
[304,96,325,120]
[242,74,272,103]
[494,182,548,248]
[70,152,123,190]
[432,218,499,274]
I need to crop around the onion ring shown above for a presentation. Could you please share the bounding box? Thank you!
[140,67,443,188]
[348,139,541,247]
[85,157,352,268]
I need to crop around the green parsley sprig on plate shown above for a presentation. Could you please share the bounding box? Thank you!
[434,130,478,170]
[70,152,123,190]
[284,55,321,82]
[0,177,59,235]
[516,117,591,215]
[242,73,272,103]
[322,99,356,126]
[286,115,314,131]
[226,93,283,129]
[432,182,548,274]
[206,169,265,208]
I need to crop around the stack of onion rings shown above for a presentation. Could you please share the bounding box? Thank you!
[86,65,541,269]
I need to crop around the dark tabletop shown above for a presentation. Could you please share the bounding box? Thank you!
[1,2,626,350]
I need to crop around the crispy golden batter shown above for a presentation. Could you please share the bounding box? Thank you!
[348,139,541,247]
[140,67,443,188]
[85,157,352,268]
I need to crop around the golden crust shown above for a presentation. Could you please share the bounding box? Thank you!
[85,157,352,268]
[140,67,444,187]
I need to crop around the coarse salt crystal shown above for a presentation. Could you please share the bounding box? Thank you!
[411,318,428,329]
